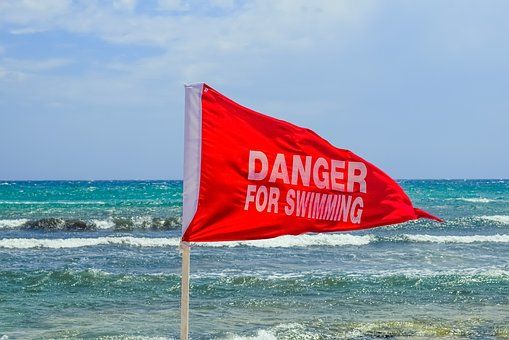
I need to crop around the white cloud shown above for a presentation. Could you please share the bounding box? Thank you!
[0,66,26,81]
[113,0,137,12]
[0,1,507,179]
[0,0,376,88]
[209,0,236,10]
[156,0,188,11]
[0,1,374,49]
[2,58,72,72]
[0,0,70,25]
[0,0,375,117]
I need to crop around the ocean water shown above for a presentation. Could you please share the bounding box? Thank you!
[0,180,508,339]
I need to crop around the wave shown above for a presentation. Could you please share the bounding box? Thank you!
[395,234,509,243]
[4,213,508,233]
[0,235,371,249]
[0,200,107,205]
[0,236,180,249]
[0,199,180,206]
[193,267,509,281]
[6,269,505,338]
[225,319,509,339]
[454,197,496,203]
[0,217,181,231]
[1,233,508,249]
[480,215,509,225]
[202,233,374,248]
[0,219,29,229]
[200,233,509,247]
[3,268,507,289]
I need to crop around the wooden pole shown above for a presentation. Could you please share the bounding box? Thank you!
[180,241,190,340]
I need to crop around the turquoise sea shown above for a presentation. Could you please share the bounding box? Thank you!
[0,180,508,339]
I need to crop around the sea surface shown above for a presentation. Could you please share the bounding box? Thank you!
[0,180,508,339]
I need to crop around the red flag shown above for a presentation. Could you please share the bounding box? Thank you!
[182,83,441,242]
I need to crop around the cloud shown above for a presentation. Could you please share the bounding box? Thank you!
[156,0,188,11]
[1,58,72,76]
[0,67,26,81]
[0,0,70,26]
[112,0,137,12]
[0,58,73,89]
[7,58,71,70]
[0,0,376,104]
[0,1,374,49]
[1,1,508,179]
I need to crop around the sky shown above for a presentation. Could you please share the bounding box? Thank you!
[0,0,507,180]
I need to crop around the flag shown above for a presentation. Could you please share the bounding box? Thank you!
[182,83,441,242]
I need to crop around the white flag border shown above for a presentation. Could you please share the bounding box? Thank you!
[182,83,204,237]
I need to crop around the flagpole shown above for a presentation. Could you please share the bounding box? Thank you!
[180,241,190,340]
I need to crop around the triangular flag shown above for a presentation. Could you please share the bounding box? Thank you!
[182,83,441,242]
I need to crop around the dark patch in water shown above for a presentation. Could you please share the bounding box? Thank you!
[21,218,95,231]
[19,217,181,231]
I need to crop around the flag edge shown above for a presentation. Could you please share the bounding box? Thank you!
[182,83,204,237]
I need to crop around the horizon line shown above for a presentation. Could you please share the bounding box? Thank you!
[1,178,507,182]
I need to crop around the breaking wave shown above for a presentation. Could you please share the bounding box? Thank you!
[395,234,509,243]
[1,233,508,249]
[0,217,181,231]
[225,319,509,339]
[0,219,29,229]
[3,267,507,289]
[0,236,181,249]
[455,197,495,203]
[2,214,507,232]
[480,215,509,225]
[203,233,374,248]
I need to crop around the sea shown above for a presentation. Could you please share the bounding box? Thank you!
[0,180,507,339]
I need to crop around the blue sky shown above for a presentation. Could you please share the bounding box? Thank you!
[0,0,507,180]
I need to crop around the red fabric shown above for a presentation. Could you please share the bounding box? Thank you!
[183,84,442,242]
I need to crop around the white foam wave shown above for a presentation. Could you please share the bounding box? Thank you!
[192,268,509,280]
[456,197,494,203]
[0,219,29,229]
[226,323,308,340]
[91,219,116,229]
[213,233,509,247]
[228,330,276,340]
[93,216,174,229]
[202,234,374,248]
[480,215,509,225]
[1,233,507,249]
[0,237,180,249]
[131,215,154,226]
[364,267,509,279]
[402,234,509,243]
[0,234,372,249]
